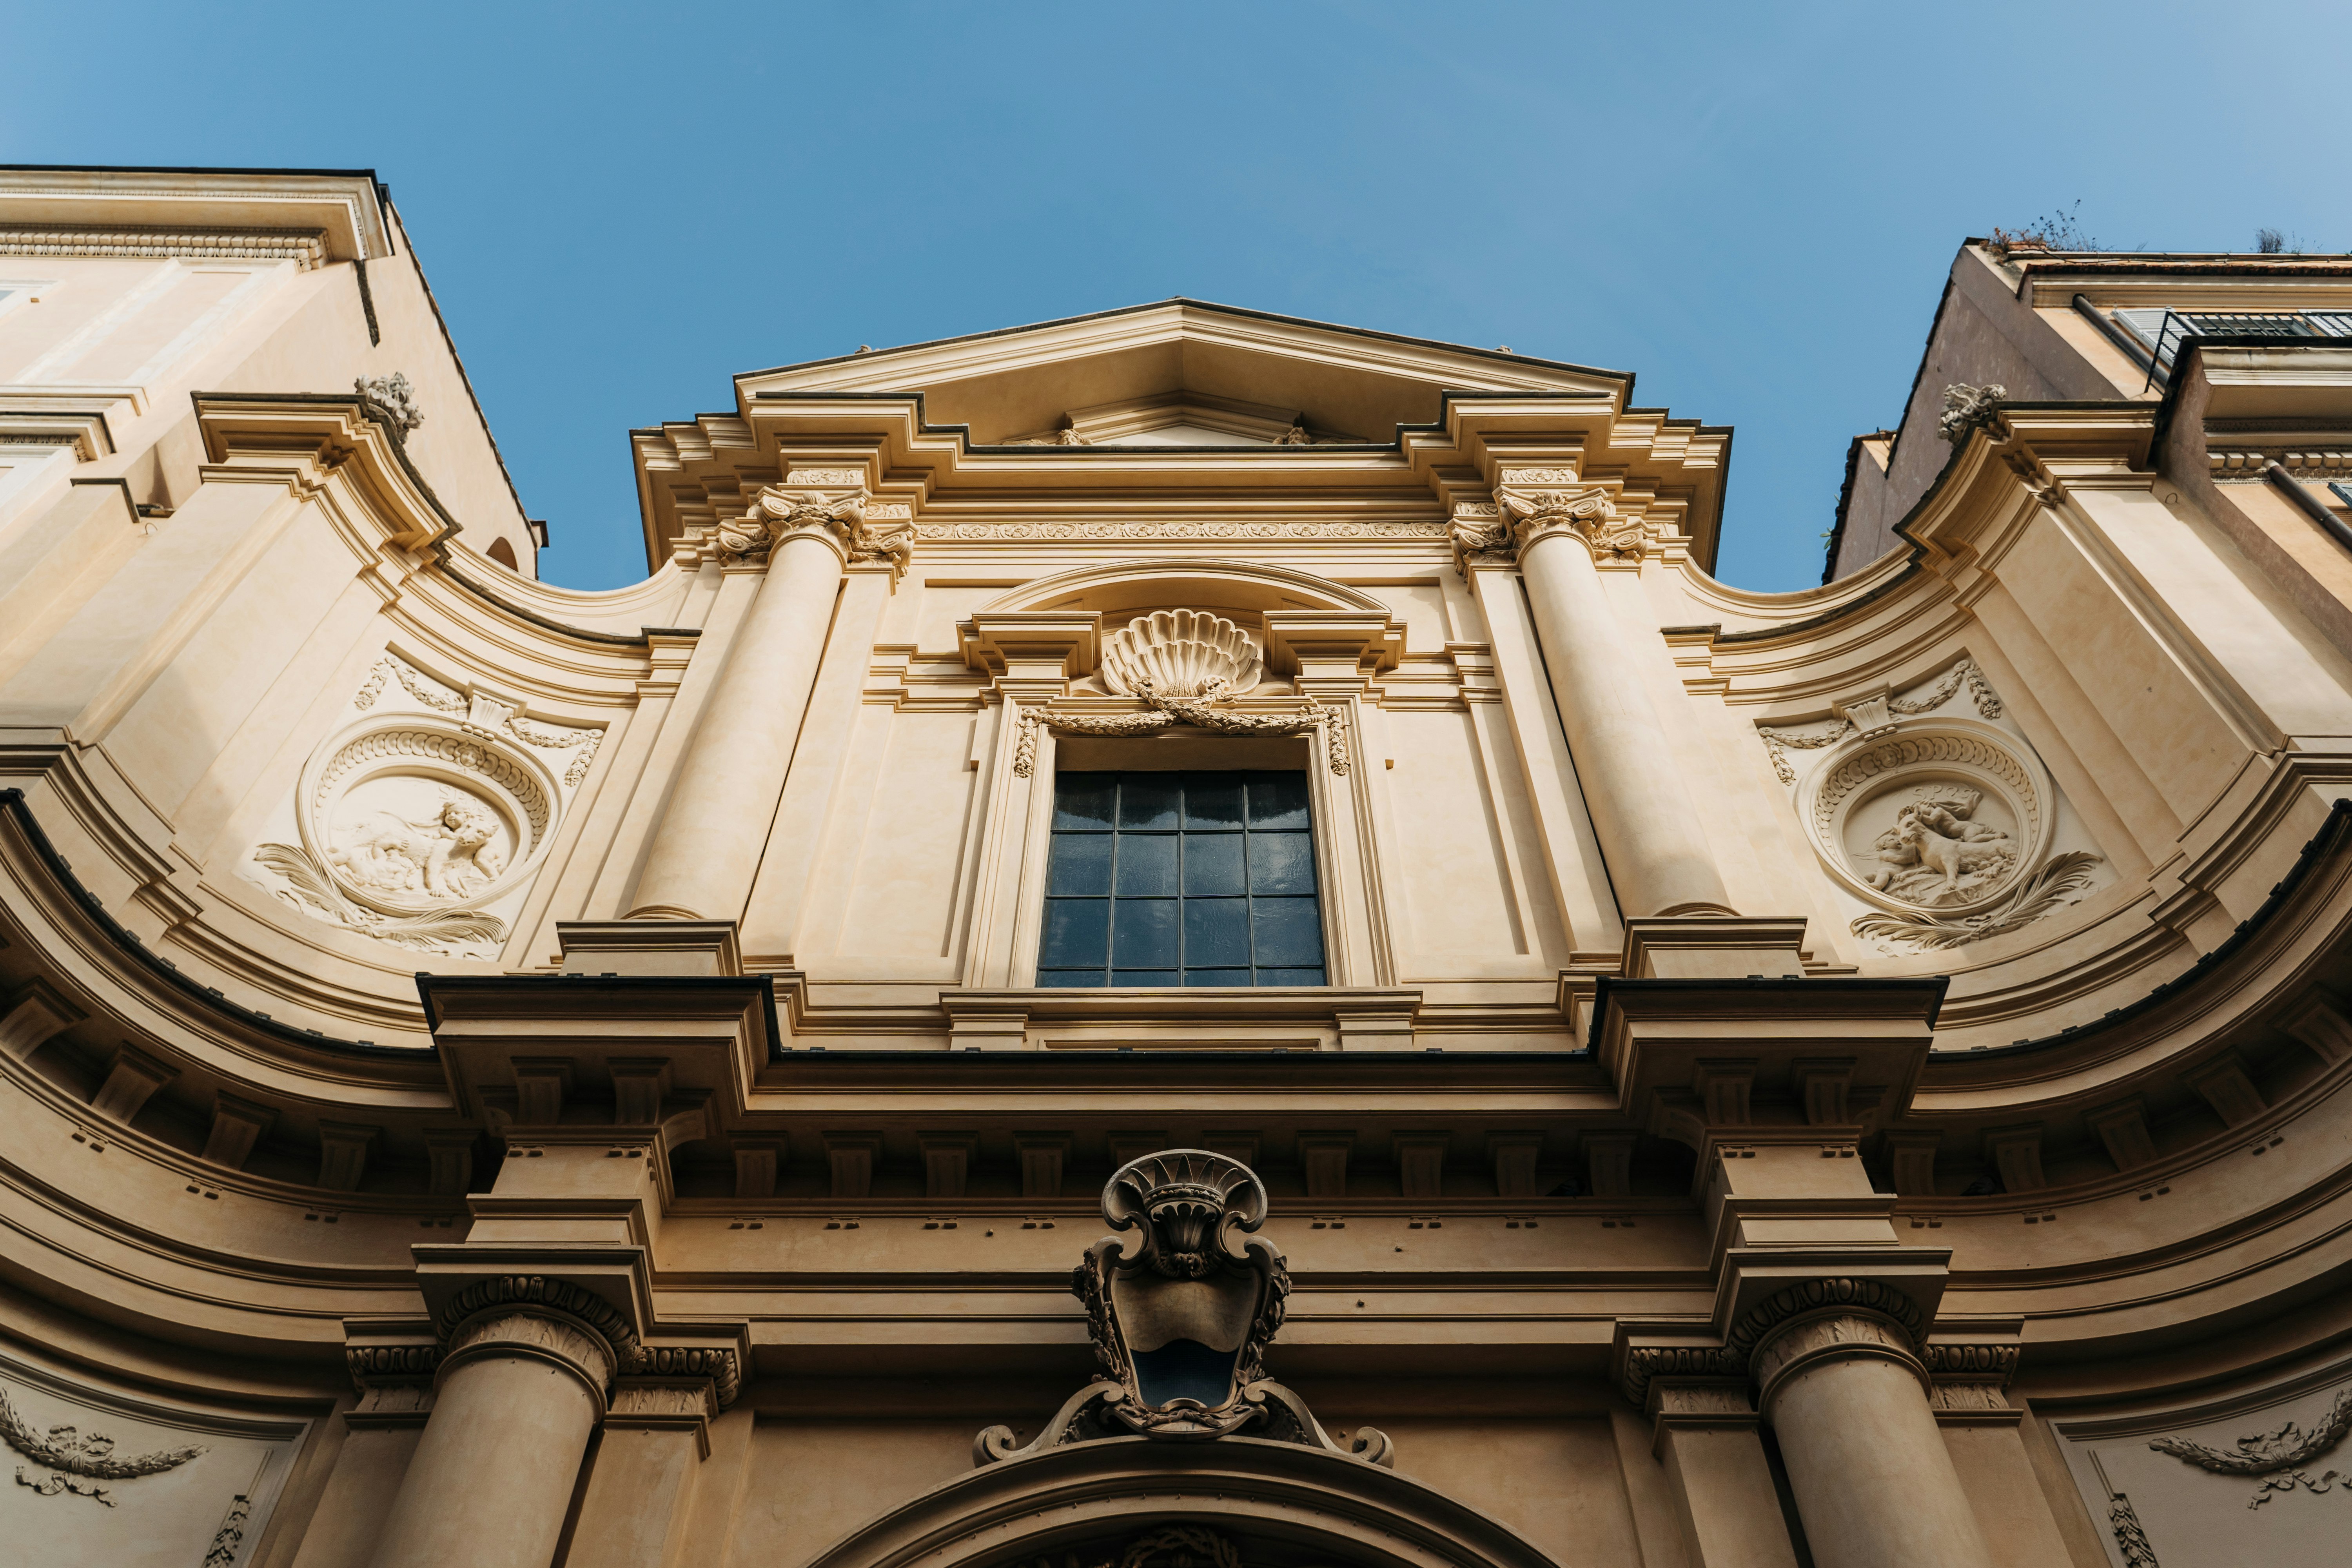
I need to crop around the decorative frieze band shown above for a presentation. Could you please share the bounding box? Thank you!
[0,223,330,270]
[919,519,1448,543]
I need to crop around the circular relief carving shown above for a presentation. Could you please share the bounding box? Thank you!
[296,717,558,918]
[1795,718,2053,918]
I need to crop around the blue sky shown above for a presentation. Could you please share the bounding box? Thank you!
[7,2,2343,592]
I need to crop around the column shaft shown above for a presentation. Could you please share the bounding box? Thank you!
[1757,1316,1993,1568]
[1515,529,1730,916]
[629,530,845,920]
[366,1314,610,1568]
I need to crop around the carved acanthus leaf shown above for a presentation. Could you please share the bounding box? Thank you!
[1498,485,1645,561]
[1849,850,2102,954]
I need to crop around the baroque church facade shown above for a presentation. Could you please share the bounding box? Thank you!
[1,165,2350,1568]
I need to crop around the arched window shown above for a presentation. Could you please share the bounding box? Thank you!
[486,536,519,571]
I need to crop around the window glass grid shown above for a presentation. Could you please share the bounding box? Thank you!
[1038,770,1325,988]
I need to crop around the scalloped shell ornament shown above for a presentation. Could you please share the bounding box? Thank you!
[1100,610,1264,699]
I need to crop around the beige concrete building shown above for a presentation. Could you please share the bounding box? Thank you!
[0,165,2349,1568]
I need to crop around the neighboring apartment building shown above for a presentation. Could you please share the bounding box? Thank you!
[1826,234,2352,581]
[1,166,2350,1568]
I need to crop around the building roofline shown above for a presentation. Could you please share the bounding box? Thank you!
[734,295,1636,394]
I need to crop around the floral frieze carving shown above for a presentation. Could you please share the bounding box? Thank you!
[0,1383,207,1506]
[1011,611,1350,779]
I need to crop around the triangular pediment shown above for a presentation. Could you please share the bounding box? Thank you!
[734,298,1628,446]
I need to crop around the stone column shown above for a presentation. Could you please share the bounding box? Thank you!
[366,1309,616,1568]
[1753,1310,1994,1568]
[628,488,860,921]
[1499,483,1731,916]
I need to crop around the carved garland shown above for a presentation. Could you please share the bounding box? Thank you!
[1757,655,2004,785]
[354,655,604,788]
[1011,682,1350,779]
[2149,1383,2352,1508]
[0,1383,209,1507]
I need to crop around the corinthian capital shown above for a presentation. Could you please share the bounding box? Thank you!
[1498,485,1645,562]
[711,483,873,563]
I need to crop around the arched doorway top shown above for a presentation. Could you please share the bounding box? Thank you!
[979,559,1395,620]
[802,1436,1564,1568]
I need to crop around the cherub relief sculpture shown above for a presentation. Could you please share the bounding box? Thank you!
[328,793,506,902]
[1861,788,2018,907]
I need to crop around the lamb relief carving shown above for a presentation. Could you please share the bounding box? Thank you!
[1760,656,2103,954]
[247,655,599,960]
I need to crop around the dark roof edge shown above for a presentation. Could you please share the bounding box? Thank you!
[1955,797,2352,1061]
[191,391,650,648]
[0,789,415,1058]
[732,296,1634,390]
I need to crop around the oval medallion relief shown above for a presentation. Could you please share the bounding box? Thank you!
[1795,718,2054,918]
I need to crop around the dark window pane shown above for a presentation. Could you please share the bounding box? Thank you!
[1183,772,1245,830]
[1251,898,1325,968]
[1182,897,1250,967]
[1247,773,1311,830]
[1118,777,1180,830]
[1112,898,1179,967]
[1114,834,1178,895]
[1054,774,1117,831]
[1184,969,1249,987]
[1257,967,1326,986]
[1181,834,1245,897]
[1047,833,1112,895]
[1041,899,1108,968]
[1038,969,1105,988]
[1112,970,1178,987]
[1248,832,1316,896]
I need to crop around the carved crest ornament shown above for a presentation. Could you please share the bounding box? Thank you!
[1758,656,2102,954]
[973,1150,1393,1468]
[1010,612,1351,780]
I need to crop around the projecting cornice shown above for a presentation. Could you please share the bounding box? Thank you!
[631,383,1729,574]
[0,165,392,263]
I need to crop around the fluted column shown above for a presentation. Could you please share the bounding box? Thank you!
[1753,1311,1994,1568]
[366,1308,616,1568]
[1495,484,1731,916]
[629,485,866,921]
